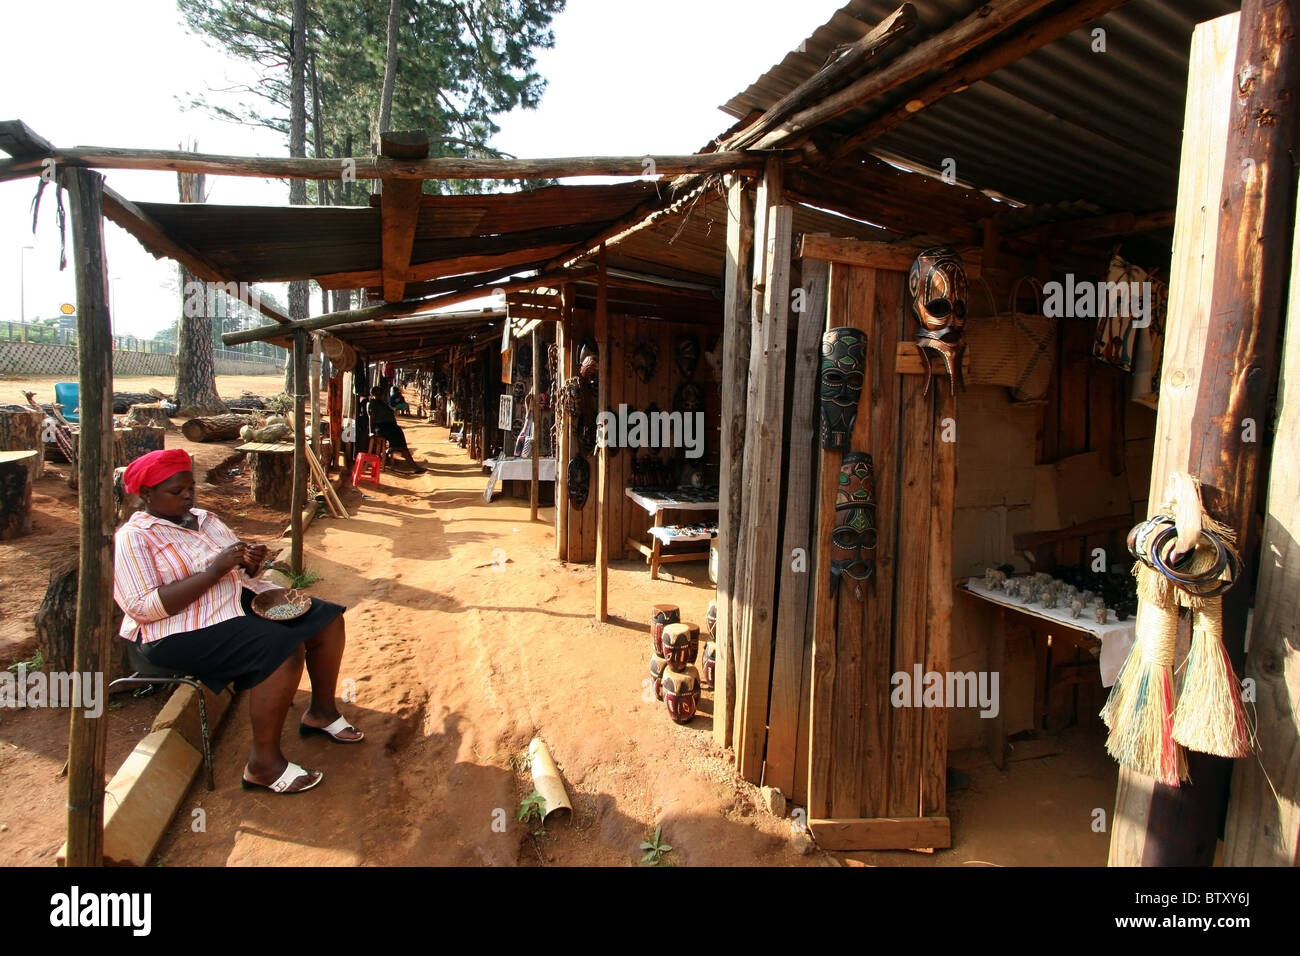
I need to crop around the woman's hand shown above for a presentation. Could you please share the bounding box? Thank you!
[206,542,247,577]
[241,543,268,576]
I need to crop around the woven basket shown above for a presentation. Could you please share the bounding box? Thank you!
[966,278,1056,404]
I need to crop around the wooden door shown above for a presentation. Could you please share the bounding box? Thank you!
[803,240,955,851]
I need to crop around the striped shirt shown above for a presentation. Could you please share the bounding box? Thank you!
[114,508,276,643]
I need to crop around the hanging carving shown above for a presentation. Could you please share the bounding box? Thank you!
[830,452,877,600]
[908,245,969,396]
[819,327,866,451]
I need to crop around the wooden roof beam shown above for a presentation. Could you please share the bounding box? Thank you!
[751,0,1058,151]
[1007,208,1174,242]
[827,0,1133,163]
[0,143,784,184]
[379,131,428,302]
[723,4,918,150]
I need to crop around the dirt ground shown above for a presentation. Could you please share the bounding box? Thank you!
[0,373,1117,867]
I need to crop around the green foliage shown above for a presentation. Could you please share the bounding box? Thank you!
[640,825,674,866]
[7,650,43,672]
[517,789,546,824]
[177,0,566,196]
[287,567,322,588]
[264,392,294,414]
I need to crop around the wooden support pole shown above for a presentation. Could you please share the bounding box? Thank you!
[310,333,322,461]
[1111,4,1295,866]
[764,252,828,797]
[64,167,115,866]
[530,328,541,522]
[1223,196,1300,865]
[595,244,609,622]
[379,131,429,302]
[290,331,309,576]
[714,177,754,750]
[736,158,794,782]
[556,286,570,561]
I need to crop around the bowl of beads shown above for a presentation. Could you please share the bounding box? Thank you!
[251,588,312,622]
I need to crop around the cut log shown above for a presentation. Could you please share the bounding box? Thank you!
[248,445,295,511]
[225,396,267,411]
[34,554,128,681]
[67,430,127,490]
[112,392,160,414]
[181,413,256,443]
[121,425,165,463]
[126,402,174,430]
[0,449,37,539]
[0,404,45,480]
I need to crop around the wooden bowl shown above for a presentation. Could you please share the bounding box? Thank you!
[251,587,311,622]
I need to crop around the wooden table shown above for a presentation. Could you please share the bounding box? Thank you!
[624,487,719,579]
[958,577,1136,769]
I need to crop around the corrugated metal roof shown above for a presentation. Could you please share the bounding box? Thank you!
[721,0,1241,212]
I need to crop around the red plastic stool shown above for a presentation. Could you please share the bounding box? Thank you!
[351,452,383,489]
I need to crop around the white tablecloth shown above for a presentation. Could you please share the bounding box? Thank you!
[648,525,717,545]
[624,488,720,517]
[960,578,1136,687]
[483,457,556,501]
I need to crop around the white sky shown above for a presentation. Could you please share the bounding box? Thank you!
[0,0,843,338]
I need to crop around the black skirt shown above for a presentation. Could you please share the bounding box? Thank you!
[133,589,346,693]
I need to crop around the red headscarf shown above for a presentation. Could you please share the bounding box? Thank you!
[123,448,193,496]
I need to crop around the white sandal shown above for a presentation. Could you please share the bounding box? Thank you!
[242,761,323,794]
[299,714,365,743]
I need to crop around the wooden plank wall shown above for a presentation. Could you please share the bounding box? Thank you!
[805,261,954,850]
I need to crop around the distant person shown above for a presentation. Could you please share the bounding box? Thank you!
[367,386,425,473]
[389,384,410,416]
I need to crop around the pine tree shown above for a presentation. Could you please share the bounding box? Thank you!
[174,159,229,416]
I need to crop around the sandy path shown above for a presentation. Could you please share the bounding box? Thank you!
[152,421,813,867]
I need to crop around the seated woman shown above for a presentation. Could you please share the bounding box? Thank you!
[367,385,426,473]
[113,449,364,795]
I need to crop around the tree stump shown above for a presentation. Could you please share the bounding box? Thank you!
[248,446,295,510]
[0,450,37,539]
[35,555,128,681]
[181,413,255,443]
[126,403,174,431]
[121,425,166,463]
[67,430,126,490]
[0,405,45,480]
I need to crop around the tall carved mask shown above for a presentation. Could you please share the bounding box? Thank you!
[819,328,866,451]
[908,246,969,396]
[830,452,877,601]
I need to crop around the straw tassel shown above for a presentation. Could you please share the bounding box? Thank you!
[1171,600,1251,757]
[1101,563,1187,786]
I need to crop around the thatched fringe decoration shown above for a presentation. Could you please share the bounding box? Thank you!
[1172,600,1251,757]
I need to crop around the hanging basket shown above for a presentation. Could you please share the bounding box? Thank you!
[965,277,1057,404]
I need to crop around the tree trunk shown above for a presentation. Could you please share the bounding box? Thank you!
[181,413,255,443]
[121,424,165,462]
[0,450,37,539]
[126,403,173,430]
[174,266,228,417]
[379,0,401,138]
[0,405,45,480]
[287,0,310,379]
[251,450,294,510]
[34,555,128,681]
